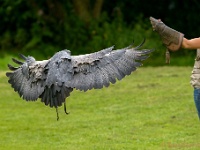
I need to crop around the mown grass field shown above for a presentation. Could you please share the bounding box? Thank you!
[0,67,199,150]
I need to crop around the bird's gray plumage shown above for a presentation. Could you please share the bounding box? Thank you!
[6,40,153,120]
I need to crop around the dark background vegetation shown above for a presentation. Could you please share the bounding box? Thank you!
[1,0,200,66]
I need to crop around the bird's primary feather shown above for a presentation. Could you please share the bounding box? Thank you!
[6,40,154,120]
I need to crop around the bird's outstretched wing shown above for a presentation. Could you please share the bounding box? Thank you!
[66,40,153,91]
[6,55,48,101]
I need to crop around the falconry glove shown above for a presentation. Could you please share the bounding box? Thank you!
[150,17,184,63]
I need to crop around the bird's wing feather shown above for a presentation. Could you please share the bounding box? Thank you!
[6,55,48,101]
[67,41,153,91]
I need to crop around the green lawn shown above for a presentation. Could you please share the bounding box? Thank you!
[0,67,199,150]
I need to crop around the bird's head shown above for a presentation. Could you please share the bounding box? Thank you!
[60,49,71,60]
[26,56,36,65]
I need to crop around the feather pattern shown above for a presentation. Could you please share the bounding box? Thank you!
[68,41,153,91]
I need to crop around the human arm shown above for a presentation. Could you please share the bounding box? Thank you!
[182,38,200,49]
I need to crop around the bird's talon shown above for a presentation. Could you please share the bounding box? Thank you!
[65,111,70,115]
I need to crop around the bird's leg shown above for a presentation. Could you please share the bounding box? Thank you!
[64,101,70,115]
[56,107,59,121]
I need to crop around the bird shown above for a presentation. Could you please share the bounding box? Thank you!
[6,39,153,120]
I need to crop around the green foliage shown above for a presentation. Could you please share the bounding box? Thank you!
[0,67,200,149]
[0,1,198,66]
[0,54,15,70]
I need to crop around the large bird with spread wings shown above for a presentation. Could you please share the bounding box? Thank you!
[6,40,153,120]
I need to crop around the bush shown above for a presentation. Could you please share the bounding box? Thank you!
[0,1,196,66]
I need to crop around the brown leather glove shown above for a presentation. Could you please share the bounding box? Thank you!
[150,17,184,51]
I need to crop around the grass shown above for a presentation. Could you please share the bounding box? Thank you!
[0,67,200,150]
